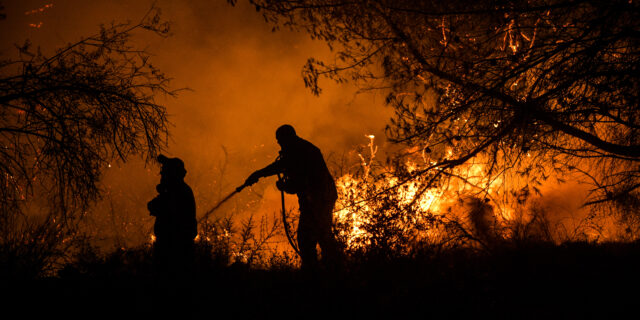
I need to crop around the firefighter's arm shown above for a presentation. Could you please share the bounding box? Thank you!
[147,196,166,217]
[244,159,283,186]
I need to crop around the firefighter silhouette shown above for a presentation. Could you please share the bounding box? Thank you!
[244,124,341,270]
[147,154,197,277]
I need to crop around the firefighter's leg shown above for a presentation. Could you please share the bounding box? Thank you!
[297,210,319,270]
[317,200,342,268]
[153,238,169,274]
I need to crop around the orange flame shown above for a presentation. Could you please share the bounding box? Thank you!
[334,135,518,250]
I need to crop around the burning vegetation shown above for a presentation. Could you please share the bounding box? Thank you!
[1,4,640,315]
[239,0,640,254]
[332,134,611,256]
[1,1,640,317]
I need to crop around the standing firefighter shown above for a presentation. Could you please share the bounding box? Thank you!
[148,155,197,278]
[244,124,341,270]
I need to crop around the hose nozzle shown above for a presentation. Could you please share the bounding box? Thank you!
[236,184,248,193]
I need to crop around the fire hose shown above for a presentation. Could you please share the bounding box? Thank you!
[199,177,301,257]
[277,173,301,256]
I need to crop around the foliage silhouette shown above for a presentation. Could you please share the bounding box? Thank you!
[0,6,176,278]
[11,231,640,319]
[246,0,640,216]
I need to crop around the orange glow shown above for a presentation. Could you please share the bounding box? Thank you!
[25,4,54,15]
[331,135,606,251]
[3,0,631,259]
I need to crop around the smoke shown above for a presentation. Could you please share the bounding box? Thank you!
[3,0,615,251]
[1,0,393,249]
[143,0,395,236]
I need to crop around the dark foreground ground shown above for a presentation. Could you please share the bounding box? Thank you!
[4,241,640,319]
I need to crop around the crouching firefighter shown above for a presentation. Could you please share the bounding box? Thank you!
[243,124,342,271]
[148,155,197,279]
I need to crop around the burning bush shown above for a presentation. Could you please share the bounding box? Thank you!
[332,136,617,257]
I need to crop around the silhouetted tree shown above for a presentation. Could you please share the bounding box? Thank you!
[248,0,640,214]
[0,7,175,276]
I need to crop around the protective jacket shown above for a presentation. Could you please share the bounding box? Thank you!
[258,136,337,201]
[148,180,197,243]
[253,135,340,269]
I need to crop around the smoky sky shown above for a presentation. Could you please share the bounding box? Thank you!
[2,0,394,155]
[2,1,601,248]
[1,0,395,247]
